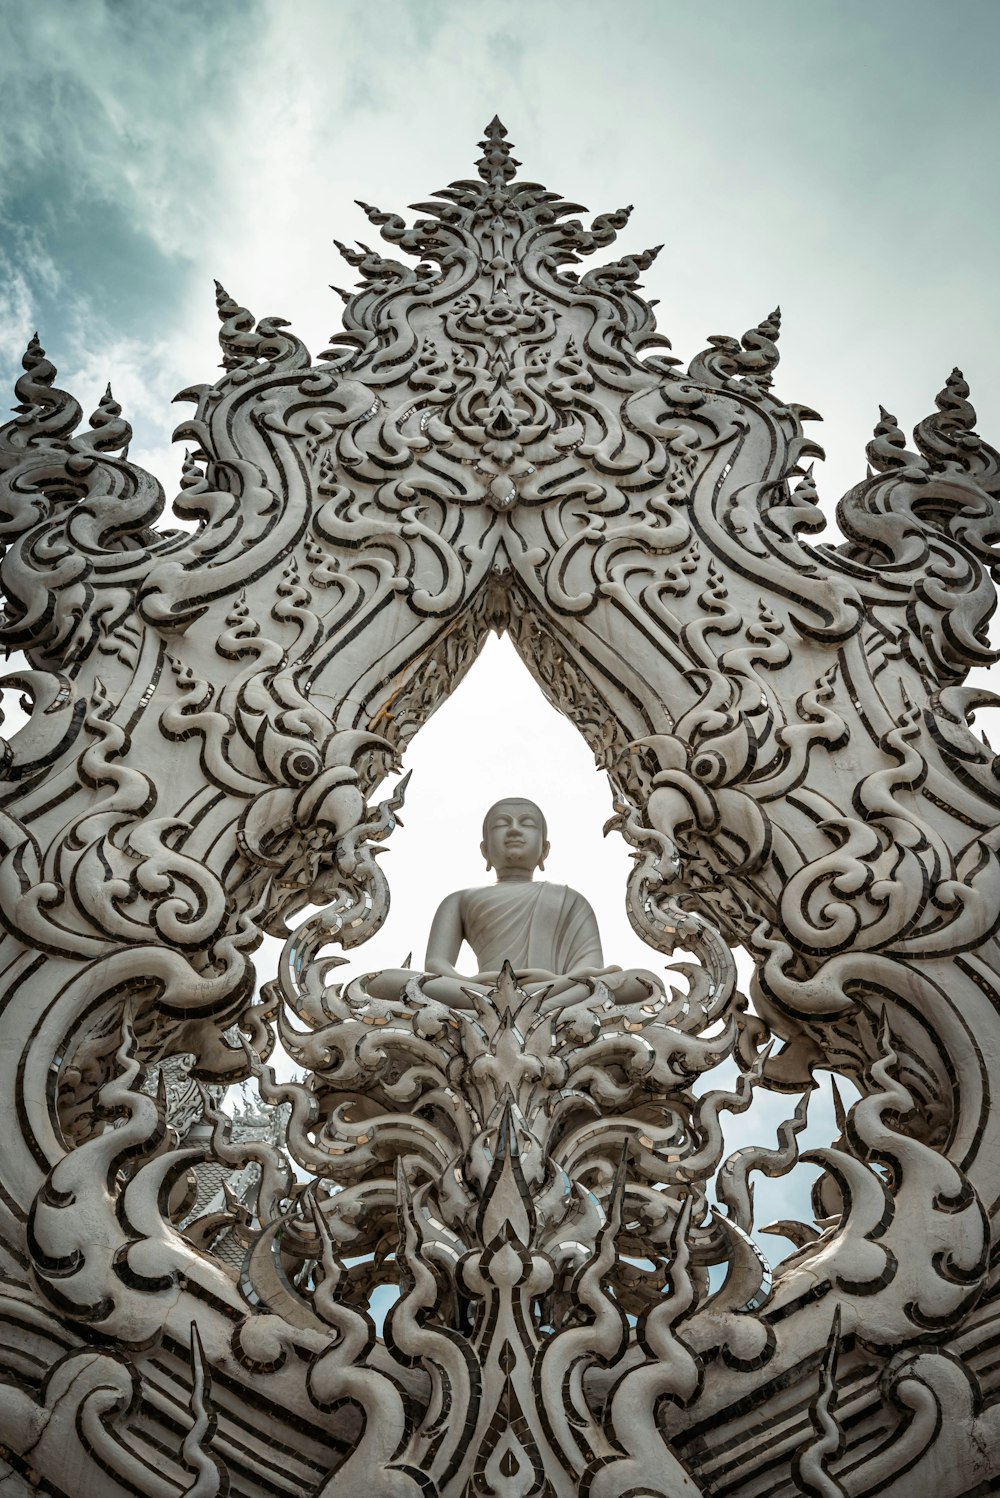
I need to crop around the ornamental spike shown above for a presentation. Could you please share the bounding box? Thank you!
[477,114,520,187]
[213,279,258,370]
[742,306,781,339]
[80,382,131,455]
[866,403,918,472]
[213,279,251,324]
[913,364,983,471]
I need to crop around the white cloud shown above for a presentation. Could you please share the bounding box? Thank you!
[0,256,35,365]
[0,2,265,256]
[0,224,64,365]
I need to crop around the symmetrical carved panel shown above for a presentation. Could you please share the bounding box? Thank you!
[0,119,998,1494]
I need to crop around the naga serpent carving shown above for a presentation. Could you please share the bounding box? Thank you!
[0,119,998,1495]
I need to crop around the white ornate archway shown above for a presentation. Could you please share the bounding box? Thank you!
[1,120,999,1495]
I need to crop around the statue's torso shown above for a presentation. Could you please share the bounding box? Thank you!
[460,881,602,973]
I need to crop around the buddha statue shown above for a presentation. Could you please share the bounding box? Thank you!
[365,796,660,1009]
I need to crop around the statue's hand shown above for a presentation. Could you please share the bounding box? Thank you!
[482,967,555,984]
[425,955,465,979]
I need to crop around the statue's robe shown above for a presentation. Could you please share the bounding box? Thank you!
[460,882,604,973]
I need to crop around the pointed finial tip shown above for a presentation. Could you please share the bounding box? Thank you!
[22,332,46,370]
[830,1074,846,1130]
[477,117,518,185]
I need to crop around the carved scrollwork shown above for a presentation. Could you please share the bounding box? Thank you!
[1,115,999,1494]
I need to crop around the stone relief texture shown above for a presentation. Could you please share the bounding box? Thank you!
[0,119,998,1495]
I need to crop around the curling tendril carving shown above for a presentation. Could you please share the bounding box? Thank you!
[1,118,999,1495]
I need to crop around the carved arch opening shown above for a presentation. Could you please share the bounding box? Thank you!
[2,119,1000,1495]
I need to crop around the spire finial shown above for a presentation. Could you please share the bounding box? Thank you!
[24,332,46,369]
[212,280,258,371]
[477,116,520,187]
[866,404,915,472]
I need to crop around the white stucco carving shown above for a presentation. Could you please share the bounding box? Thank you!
[0,119,998,1494]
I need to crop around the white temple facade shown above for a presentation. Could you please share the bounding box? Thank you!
[0,121,998,1494]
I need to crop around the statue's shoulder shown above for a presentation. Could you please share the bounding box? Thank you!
[430,888,466,922]
[530,882,592,912]
[434,887,467,906]
[560,884,600,918]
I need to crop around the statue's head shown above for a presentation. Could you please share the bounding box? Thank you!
[481,797,550,878]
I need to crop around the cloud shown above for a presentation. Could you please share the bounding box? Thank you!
[0,220,65,368]
[0,255,35,368]
[0,2,266,251]
[0,0,272,445]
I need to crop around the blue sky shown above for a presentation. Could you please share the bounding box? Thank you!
[3,0,998,1256]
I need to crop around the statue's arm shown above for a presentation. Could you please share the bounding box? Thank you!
[568,894,605,971]
[425,892,466,977]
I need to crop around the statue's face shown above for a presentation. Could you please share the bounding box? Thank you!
[481,799,549,877]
